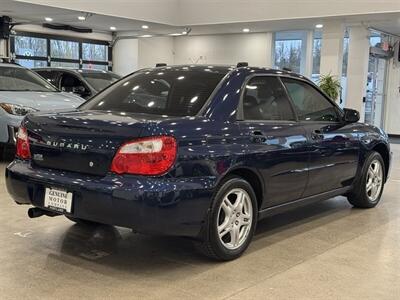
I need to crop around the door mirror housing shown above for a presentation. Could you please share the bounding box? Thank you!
[343,108,360,123]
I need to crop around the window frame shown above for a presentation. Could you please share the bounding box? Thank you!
[10,31,112,71]
[237,73,345,124]
[280,76,344,124]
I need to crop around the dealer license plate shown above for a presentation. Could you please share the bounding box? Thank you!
[44,187,73,213]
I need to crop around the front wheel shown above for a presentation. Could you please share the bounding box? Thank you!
[347,151,385,208]
[196,176,258,261]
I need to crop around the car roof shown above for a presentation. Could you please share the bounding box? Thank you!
[138,64,312,82]
[0,62,24,69]
[32,67,114,74]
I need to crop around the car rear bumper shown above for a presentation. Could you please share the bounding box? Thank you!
[6,160,216,237]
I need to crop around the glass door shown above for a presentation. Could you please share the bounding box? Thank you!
[365,56,387,128]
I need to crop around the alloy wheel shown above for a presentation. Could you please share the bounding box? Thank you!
[366,159,383,202]
[217,188,253,250]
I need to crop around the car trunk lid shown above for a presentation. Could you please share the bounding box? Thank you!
[25,110,158,176]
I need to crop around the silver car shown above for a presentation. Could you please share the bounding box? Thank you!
[0,62,84,155]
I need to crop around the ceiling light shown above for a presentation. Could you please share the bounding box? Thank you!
[140,34,152,38]
[142,25,149,29]
[169,33,182,36]
[242,28,250,33]
[78,16,86,21]
[110,26,116,31]
[315,24,324,29]
[44,17,53,22]
[182,31,187,35]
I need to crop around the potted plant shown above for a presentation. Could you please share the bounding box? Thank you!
[318,74,341,101]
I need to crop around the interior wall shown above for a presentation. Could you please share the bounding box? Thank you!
[173,33,272,66]
[138,37,174,69]
[113,38,139,76]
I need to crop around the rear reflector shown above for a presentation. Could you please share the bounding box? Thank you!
[16,126,31,159]
[110,136,177,176]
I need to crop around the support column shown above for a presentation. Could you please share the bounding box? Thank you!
[0,39,8,59]
[345,26,370,120]
[319,21,345,79]
[304,30,314,78]
[265,32,273,68]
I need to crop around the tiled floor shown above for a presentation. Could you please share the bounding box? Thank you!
[1,145,400,299]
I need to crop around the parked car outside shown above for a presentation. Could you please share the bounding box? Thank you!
[0,62,85,157]
[33,68,121,99]
[6,65,391,261]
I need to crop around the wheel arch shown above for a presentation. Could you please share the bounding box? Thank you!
[372,143,390,181]
[221,167,264,209]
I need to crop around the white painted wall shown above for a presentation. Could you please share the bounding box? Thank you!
[112,38,139,76]
[174,33,272,66]
[138,37,174,69]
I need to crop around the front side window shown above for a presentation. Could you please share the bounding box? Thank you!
[243,76,295,121]
[0,66,58,92]
[81,69,226,116]
[282,78,339,122]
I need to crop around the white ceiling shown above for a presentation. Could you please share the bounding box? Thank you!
[0,0,400,37]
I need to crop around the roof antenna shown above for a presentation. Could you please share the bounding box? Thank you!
[236,62,248,68]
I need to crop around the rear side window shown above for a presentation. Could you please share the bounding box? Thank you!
[282,78,339,122]
[81,69,226,116]
[243,76,295,121]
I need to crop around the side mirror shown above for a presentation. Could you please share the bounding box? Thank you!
[343,108,360,123]
[72,86,89,96]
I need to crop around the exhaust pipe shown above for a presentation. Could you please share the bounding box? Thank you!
[28,207,59,218]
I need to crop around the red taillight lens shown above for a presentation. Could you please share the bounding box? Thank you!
[16,126,31,159]
[110,136,177,176]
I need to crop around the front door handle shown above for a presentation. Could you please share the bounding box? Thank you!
[250,130,266,143]
[311,129,324,140]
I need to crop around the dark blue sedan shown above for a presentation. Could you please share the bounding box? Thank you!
[6,65,391,260]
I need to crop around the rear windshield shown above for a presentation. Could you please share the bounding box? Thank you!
[81,72,121,91]
[0,66,58,92]
[80,68,226,116]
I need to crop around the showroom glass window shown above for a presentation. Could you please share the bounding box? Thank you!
[282,78,340,122]
[10,32,111,71]
[243,76,295,121]
[274,31,304,74]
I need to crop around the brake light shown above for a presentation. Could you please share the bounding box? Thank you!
[110,136,177,176]
[16,126,31,159]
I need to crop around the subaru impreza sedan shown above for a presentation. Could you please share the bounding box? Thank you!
[0,63,85,157]
[6,65,391,260]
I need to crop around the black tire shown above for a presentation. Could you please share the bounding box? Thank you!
[65,216,103,226]
[347,151,385,208]
[196,176,258,261]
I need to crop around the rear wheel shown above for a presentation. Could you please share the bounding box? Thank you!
[347,151,385,208]
[196,176,258,261]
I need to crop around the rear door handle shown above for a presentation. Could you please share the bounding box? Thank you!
[311,129,324,140]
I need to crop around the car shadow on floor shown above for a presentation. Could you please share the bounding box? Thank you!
[47,195,366,275]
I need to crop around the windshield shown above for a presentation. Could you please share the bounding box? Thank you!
[0,66,58,92]
[81,68,226,116]
[81,72,121,91]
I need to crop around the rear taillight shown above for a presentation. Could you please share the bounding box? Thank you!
[110,136,177,176]
[16,126,31,159]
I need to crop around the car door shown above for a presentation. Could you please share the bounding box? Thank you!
[281,77,360,197]
[238,75,309,208]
